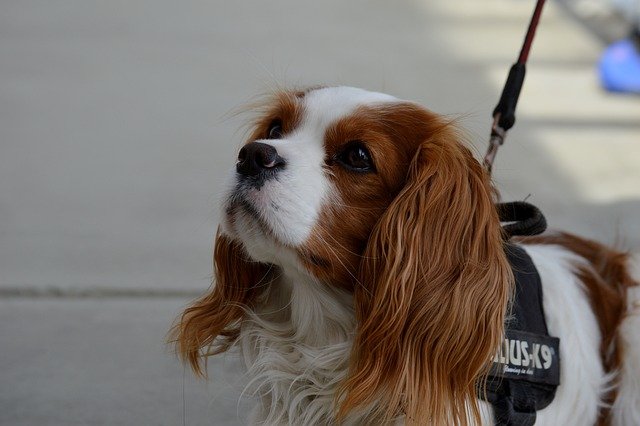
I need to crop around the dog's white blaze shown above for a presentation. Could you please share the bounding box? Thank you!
[303,86,397,134]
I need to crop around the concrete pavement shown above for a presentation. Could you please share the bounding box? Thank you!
[0,298,250,426]
[1,0,638,424]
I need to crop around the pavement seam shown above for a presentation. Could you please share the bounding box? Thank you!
[0,286,202,299]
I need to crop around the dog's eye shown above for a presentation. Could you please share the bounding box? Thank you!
[337,141,375,172]
[267,120,283,139]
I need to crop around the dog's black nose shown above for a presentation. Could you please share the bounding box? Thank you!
[236,142,285,177]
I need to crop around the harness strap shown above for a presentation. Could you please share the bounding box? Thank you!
[492,385,536,426]
[481,242,560,426]
[497,201,547,237]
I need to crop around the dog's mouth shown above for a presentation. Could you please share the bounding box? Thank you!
[227,195,259,221]
[226,193,272,235]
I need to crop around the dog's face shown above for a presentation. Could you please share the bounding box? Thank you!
[178,86,513,424]
[222,86,453,287]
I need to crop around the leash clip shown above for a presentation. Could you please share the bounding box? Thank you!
[484,114,507,173]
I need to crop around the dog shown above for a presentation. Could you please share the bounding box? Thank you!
[173,86,640,425]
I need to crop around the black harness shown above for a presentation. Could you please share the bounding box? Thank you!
[480,202,561,425]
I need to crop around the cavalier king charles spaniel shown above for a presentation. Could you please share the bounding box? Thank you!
[173,86,640,425]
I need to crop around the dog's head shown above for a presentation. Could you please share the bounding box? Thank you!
[175,86,512,424]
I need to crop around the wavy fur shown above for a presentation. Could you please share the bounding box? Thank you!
[171,231,273,376]
[338,126,512,424]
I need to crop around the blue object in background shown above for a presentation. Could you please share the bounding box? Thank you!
[599,32,640,94]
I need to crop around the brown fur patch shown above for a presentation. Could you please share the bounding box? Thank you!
[300,103,461,289]
[518,232,639,423]
[248,90,304,142]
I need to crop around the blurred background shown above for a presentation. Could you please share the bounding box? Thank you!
[1,0,639,424]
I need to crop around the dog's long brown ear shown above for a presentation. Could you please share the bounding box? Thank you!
[171,230,272,376]
[338,126,512,424]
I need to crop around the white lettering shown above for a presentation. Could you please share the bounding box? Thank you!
[493,338,554,371]
[509,339,522,366]
[520,341,530,367]
[541,345,552,369]
[532,343,542,369]
[499,339,508,364]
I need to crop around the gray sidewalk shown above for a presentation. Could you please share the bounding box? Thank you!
[1,0,639,424]
[0,298,249,426]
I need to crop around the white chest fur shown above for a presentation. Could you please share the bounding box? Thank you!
[238,271,360,425]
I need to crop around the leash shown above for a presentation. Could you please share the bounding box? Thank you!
[484,0,547,173]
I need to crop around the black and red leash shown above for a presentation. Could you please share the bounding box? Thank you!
[489,0,548,239]
[484,0,547,174]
